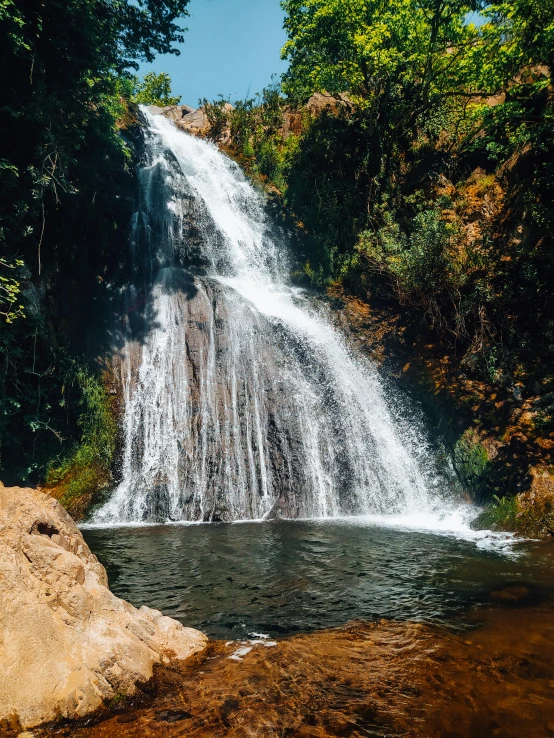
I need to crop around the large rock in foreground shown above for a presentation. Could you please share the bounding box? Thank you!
[0,486,208,732]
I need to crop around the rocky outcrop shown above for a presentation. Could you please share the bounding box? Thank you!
[177,107,210,136]
[149,94,350,144]
[516,467,554,537]
[109,274,333,523]
[147,104,214,138]
[0,486,208,732]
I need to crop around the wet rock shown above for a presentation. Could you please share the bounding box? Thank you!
[154,709,193,722]
[34,607,554,738]
[0,486,208,731]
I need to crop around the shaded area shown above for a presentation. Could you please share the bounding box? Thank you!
[325,286,554,527]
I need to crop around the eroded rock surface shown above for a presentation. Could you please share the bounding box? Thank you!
[146,104,214,138]
[517,466,554,536]
[0,486,207,732]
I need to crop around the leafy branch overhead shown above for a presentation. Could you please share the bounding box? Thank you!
[0,257,25,323]
[0,0,190,484]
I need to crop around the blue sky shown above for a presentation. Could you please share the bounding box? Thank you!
[139,0,288,108]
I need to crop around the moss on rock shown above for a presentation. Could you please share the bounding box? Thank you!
[453,429,490,499]
[472,494,519,532]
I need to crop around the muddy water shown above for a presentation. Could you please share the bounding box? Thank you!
[40,602,554,737]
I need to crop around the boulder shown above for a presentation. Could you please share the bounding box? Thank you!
[305,92,351,115]
[173,103,235,142]
[176,108,210,136]
[162,104,197,122]
[0,486,208,732]
[145,104,164,116]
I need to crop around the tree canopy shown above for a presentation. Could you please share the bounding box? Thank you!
[281,0,553,110]
[133,71,182,107]
[0,0,190,484]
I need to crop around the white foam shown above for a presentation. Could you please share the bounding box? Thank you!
[228,645,253,661]
[322,508,521,554]
[89,108,474,528]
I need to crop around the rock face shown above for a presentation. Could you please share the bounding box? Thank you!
[0,486,208,732]
[107,273,338,523]
[146,104,211,137]
[177,107,210,136]
[516,466,554,537]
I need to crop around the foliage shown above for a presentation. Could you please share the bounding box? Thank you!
[269,0,554,392]
[281,0,553,104]
[282,0,482,104]
[133,71,181,107]
[46,367,118,518]
[472,494,518,531]
[201,96,231,142]
[0,0,190,489]
[357,210,464,330]
[201,83,291,185]
[0,257,25,323]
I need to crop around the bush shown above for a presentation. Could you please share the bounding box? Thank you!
[472,494,519,531]
[46,367,118,519]
[200,96,231,142]
[357,209,462,329]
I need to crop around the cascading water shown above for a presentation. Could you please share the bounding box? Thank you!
[92,107,451,525]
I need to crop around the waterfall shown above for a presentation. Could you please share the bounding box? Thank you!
[92,107,447,525]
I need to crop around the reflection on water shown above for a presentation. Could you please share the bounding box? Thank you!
[83,519,554,639]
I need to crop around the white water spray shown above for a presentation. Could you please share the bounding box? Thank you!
[92,108,454,525]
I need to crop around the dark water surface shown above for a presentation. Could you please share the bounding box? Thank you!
[83,519,554,639]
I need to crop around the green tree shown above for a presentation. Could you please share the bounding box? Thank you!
[278,0,554,353]
[280,0,553,148]
[134,71,181,107]
[0,0,190,486]
[281,0,485,104]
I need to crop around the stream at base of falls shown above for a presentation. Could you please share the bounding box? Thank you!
[83,520,554,640]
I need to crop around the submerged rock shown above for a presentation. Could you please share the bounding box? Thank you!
[0,486,207,732]
[31,605,554,738]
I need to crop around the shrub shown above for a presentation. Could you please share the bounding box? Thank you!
[472,494,518,531]
[46,367,118,519]
[357,209,462,329]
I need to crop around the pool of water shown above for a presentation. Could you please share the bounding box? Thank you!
[83,519,554,639]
